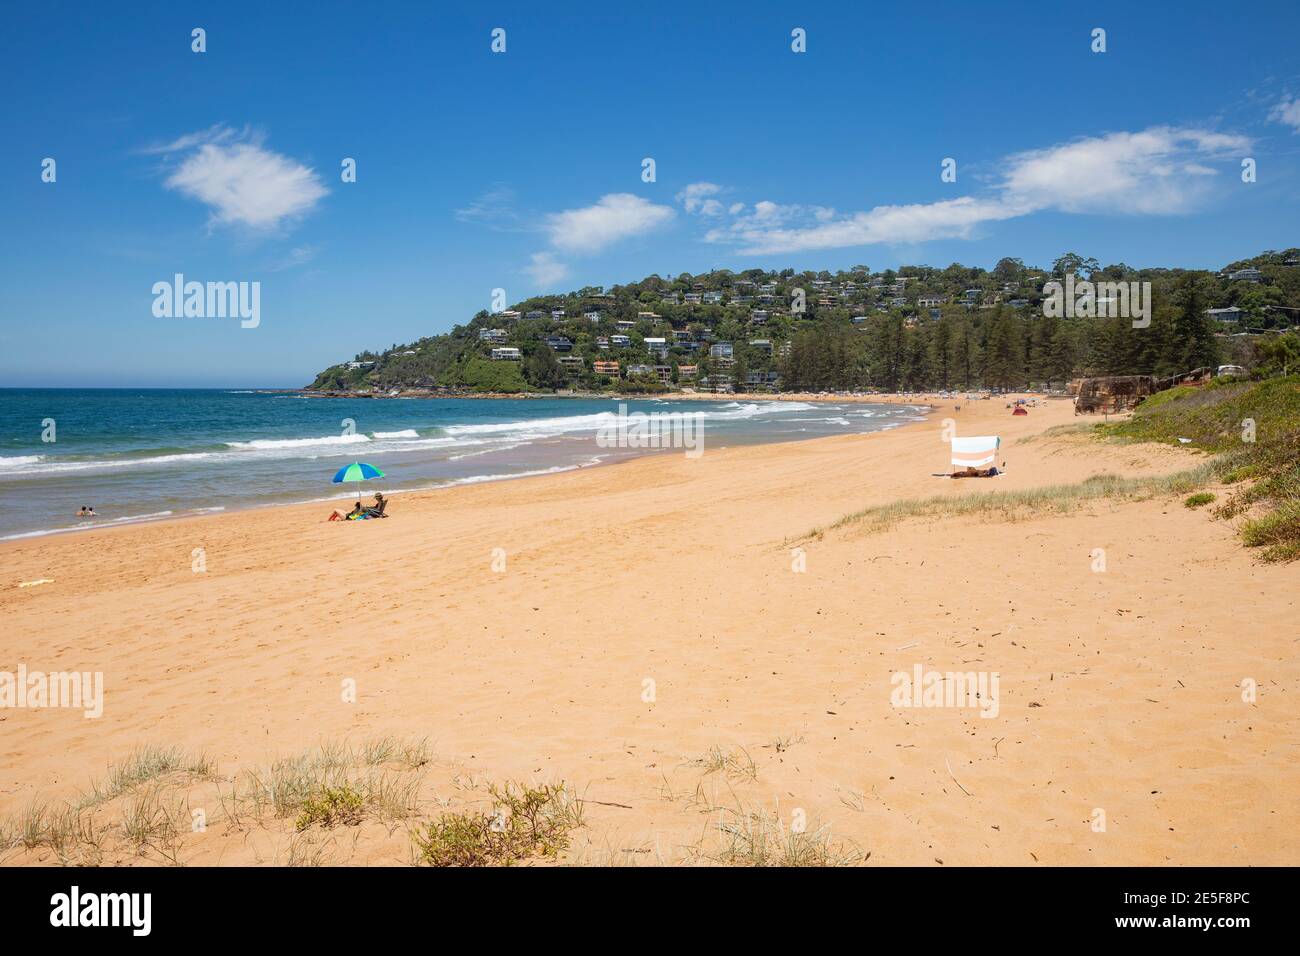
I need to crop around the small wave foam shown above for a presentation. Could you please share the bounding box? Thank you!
[226,433,372,450]
[371,429,420,439]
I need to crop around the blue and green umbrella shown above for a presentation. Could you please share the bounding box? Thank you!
[332,462,385,508]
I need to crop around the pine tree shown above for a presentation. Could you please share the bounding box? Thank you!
[1169,277,1219,372]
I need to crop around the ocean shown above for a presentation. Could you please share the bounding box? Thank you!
[0,389,928,541]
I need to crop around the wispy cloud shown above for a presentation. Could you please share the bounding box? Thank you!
[139,123,246,155]
[1270,96,1300,132]
[545,193,675,254]
[524,251,570,287]
[148,125,328,231]
[701,126,1250,255]
[266,244,320,272]
[455,183,520,227]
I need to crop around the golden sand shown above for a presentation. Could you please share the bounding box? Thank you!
[1,396,1296,865]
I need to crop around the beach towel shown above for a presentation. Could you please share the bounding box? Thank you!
[951,435,1000,469]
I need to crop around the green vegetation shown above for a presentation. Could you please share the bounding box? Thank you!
[451,355,528,392]
[1185,492,1216,508]
[308,249,1300,395]
[1104,375,1300,561]
[295,786,366,830]
[411,782,583,867]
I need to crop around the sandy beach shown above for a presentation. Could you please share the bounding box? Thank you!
[2,395,1296,866]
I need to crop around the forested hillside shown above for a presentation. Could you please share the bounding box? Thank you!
[308,248,1300,394]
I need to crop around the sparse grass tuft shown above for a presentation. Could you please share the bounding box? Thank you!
[688,745,758,780]
[411,782,583,867]
[711,804,864,867]
[1185,492,1216,509]
[82,745,215,807]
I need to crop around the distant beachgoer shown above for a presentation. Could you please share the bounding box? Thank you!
[77,505,96,517]
[366,492,388,518]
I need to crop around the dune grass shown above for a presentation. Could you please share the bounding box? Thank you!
[688,745,758,780]
[710,803,864,867]
[0,737,431,865]
[81,745,215,807]
[242,739,428,823]
[809,466,1215,539]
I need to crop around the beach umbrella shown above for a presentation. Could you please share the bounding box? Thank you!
[332,462,385,509]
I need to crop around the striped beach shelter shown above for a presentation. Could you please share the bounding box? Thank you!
[950,435,1000,470]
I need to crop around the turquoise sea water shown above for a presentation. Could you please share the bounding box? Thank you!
[0,389,928,540]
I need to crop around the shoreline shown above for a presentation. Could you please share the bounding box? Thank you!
[296,386,1022,405]
[0,396,942,547]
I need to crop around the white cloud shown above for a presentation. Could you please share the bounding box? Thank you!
[703,125,1249,255]
[711,197,1023,255]
[545,193,675,254]
[999,126,1248,215]
[524,251,570,288]
[154,126,327,230]
[1270,96,1300,131]
[675,182,723,213]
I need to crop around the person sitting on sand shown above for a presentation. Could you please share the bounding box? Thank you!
[365,492,388,518]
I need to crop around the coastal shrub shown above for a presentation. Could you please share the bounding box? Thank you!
[1184,492,1215,508]
[295,786,366,830]
[411,782,582,866]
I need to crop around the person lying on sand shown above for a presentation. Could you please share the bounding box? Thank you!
[328,501,368,521]
[950,466,999,478]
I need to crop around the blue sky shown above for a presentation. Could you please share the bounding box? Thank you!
[2,0,1299,387]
